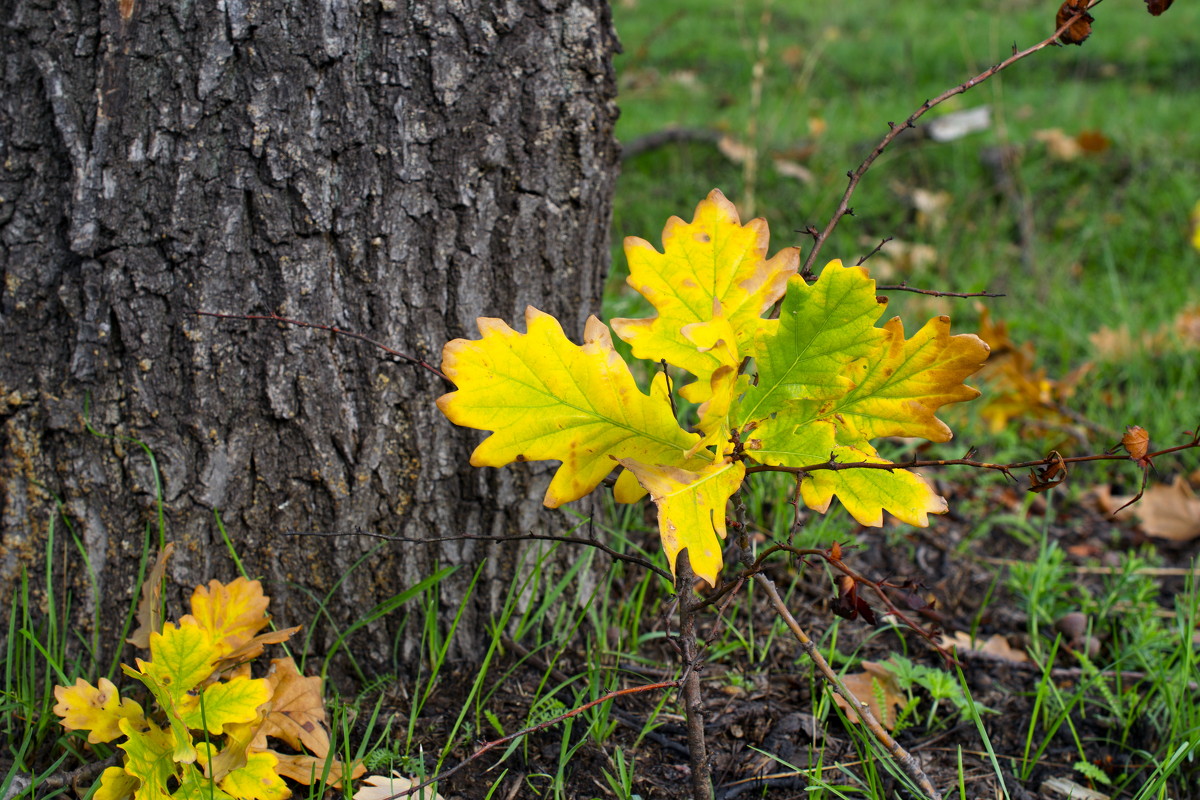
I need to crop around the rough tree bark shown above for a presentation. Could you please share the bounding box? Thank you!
[0,0,620,677]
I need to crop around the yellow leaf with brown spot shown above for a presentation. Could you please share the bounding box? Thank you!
[616,458,746,586]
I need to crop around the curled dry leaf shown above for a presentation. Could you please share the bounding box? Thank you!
[127,543,175,648]
[1119,425,1152,467]
[832,660,905,730]
[1056,1,1095,45]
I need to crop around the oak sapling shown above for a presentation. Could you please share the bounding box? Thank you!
[436,189,991,587]
[54,547,361,800]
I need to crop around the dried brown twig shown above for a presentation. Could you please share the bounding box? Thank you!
[756,574,944,800]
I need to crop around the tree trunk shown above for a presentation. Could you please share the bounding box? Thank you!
[0,0,620,678]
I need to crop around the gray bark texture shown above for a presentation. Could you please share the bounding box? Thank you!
[0,0,620,678]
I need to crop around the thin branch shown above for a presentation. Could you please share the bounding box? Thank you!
[855,236,893,267]
[743,433,1200,485]
[194,310,448,381]
[282,528,673,582]
[754,543,957,664]
[801,4,1102,274]
[756,574,943,800]
[875,283,1005,299]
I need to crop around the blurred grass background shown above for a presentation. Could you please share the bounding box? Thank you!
[607,0,1200,472]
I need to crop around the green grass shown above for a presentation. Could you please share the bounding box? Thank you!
[610,0,1200,470]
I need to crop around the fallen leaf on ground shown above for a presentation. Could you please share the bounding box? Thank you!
[1096,477,1200,541]
[940,631,1029,662]
[1035,128,1082,160]
[354,773,444,800]
[832,660,904,730]
[1041,776,1110,800]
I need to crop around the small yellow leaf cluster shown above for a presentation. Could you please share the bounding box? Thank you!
[54,554,362,800]
[438,191,989,586]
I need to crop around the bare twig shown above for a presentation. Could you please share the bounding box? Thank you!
[756,574,944,800]
[875,283,1005,299]
[802,4,1103,274]
[194,310,448,381]
[752,542,958,664]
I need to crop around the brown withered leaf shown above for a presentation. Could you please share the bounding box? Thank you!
[1029,451,1068,493]
[1145,0,1175,15]
[127,542,175,648]
[1056,1,1094,45]
[1035,128,1082,160]
[275,753,366,788]
[832,661,905,730]
[1096,477,1200,541]
[1076,129,1110,153]
[939,631,1029,662]
[258,657,331,756]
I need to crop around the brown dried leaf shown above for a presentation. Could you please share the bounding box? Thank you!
[274,752,366,788]
[1076,129,1110,153]
[832,660,904,730]
[1097,478,1200,540]
[940,631,1029,662]
[1056,1,1095,45]
[127,543,175,648]
[1145,0,1175,15]
[1035,128,1082,160]
[259,657,331,756]
[1129,477,1200,541]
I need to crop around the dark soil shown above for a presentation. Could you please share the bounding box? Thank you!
[377,483,1200,800]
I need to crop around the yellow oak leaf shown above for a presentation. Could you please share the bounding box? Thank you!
[219,750,290,800]
[181,675,271,735]
[183,578,271,657]
[612,189,798,399]
[94,766,140,800]
[801,444,947,527]
[616,458,746,586]
[438,308,705,507]
[53,677,146,744]
[825,315,989,442]
[135,621,219,700]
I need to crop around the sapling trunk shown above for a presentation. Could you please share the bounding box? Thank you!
[675,550,712,800]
